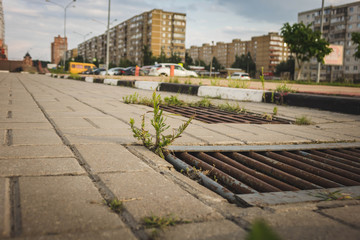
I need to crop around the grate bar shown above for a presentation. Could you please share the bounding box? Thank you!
[169,147,360,198]
[159,105,292,124]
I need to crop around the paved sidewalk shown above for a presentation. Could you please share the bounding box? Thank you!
[1,73,360,239]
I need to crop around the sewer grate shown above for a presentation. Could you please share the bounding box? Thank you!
[159,105,292,124]
[166,143,360,205]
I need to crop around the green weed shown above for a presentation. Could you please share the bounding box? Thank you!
[273,107,278,116]
[191,97,213,108]
[109,199,123,213]
[312,190,356,201]
[260,67,266,102]
[275,82,295,94]
[130,91,193,158]
[218,102,246,113]
[123,92,139,104]
[295,115,312,125]
[163,95,185,106]
[246,219,281,240]
[210,79,220,86]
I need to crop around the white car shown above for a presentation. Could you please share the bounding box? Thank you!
[227,72,251,80]
[148,63,198,77]
[99,67,124,76]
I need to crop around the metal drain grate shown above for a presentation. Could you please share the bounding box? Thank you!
[159,105,292,124]
[166,143,360,204]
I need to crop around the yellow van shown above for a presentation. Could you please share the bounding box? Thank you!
[69,62,96,74]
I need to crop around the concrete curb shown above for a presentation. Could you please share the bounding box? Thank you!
[104,79,119,86]
[85,77,94,83]
[134,81,160,91]
[159,83,199,95]
[198,86,264,102]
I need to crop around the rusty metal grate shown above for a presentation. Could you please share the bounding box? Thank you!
[166,144,360,202]
[159,105,292,124]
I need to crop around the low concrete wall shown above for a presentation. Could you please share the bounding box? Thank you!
[104,79,119,86]
[198,86,264,102]
[134,81,160,91]
[85,77,94,83]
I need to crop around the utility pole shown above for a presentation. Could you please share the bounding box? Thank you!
[106,0,111,75]
[316,0,325,83]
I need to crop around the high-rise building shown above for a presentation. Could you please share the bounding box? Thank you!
[187,32,289,73]
[51,35,67,65]
[0,0,7,59]
[77,9,186,65]
[298,1,360,82]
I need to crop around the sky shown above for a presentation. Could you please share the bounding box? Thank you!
[3,0,358,61]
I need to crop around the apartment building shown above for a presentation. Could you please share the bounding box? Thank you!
[76,9,186,65]
[298,1,360,82]
[51,35,67,65]
[187,32,289,73]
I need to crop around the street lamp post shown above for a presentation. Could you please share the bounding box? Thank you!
[73,31,92,62]
[209,41,214,77]
[45,0,76,69]
[316,0,325,83]
[105,0,111,75]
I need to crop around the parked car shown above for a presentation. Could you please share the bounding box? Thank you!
[227,72,251,80]
[140,65,154,76]
[82,68,105,75]
[148,63,198,77]
[100,67,125,76]
[122,66,136,76]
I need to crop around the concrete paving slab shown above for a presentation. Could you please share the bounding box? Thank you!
[320,205,360,228]
[99,171,223,222]
[11,129,63,146]
[75,144,152,173]
[242,204,360,240]
[62,128,132,136]
[0,145,73,159]
[153,220,246,240]
[64,134,137,145]
[0,178,7,238]
[84,117,131,129]
[51,118,96,129]
[0,158,85,177]
[20,176,126,236]
[0,122,53,130]
[15,228,137,240]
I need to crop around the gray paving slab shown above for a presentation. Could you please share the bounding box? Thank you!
[64,134,137,145]
[75,144,151,173]
[0,158,85,177]
[62,128,132,136]
[83,117,131,129]
[11,129,63,146]
[14,228,137,240]
[19,176,126,237]
[0,178,8,238]
[320,205,360,228]
[0,145,73,159]
[51,117,97,129]
[241,204,360,240]
[0,122,53,130]
[151,220,247,240]
[99,171,223,222]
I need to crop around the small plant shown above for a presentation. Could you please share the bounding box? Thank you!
[199,80,203,86]
[130,91,193,158]
[163,95,185,106]
[218,102,246,113]
[275,82,295,94]
[143,214,189,229]
[312,190,355,201]
[191,97,212,108]
[273,106,278,116]
[295,115,312,125]
[262,113,273,121]
[210,79,220,86]
[260,67,266,102]
[246,219,281,240]
[123,92,139,104]
[69,73,81,80]
[228,80,240,88]
[109,199,123,213]
[184,78,192,85]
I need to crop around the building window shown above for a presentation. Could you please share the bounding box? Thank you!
[348,24,353,29]
[355,66,358,70]
[349,7,354,13]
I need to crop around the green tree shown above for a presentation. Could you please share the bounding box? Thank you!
[275,56,295,80]
[168,52,182,64]
[281,22,332,80]
[231,53,256,77]
[352,32,360,59]
[208,56,223,71]
[119,58,135,67]
[184,52,194,69]
[142,45,154,65]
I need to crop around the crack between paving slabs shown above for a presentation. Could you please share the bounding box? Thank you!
[315,209,360,230]
[17,77,150,240]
